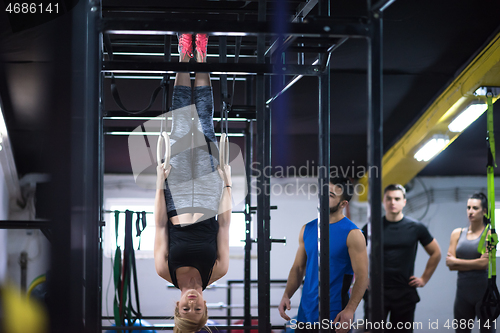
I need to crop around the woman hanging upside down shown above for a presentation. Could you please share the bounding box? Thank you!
[154,33,232,333]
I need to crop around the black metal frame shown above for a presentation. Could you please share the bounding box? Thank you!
[102,61,323,75]
[244,122,253,333]
[367,3,386,331]
[317,0,331,327]
[256,1,272,331]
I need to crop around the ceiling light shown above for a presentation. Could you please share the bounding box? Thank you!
[103,116,247,122]
[107,52,252,58]
[414,135,450,162]
[106,30,173,35]
[105,131,244,137]
[211,32,247,37]
[448,103,487,132]
[474,86,500,97]
[106,131,162,136]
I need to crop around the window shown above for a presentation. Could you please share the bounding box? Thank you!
[229,212,251,247]
[104,198,155,258]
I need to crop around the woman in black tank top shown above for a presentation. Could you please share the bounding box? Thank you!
[446,193,493,333]
[154,33,232,333]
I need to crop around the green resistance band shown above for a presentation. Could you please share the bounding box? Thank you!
[478,94,498,279]
[486,93,497,279]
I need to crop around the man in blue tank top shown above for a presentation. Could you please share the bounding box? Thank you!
[279,177,369,333]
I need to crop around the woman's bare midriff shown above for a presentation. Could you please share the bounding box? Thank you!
[170,213,205,225]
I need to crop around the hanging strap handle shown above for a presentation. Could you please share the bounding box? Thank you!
[135,212,142,238]
[104,32,168,115]
[135,211,148,250]
[141,211,147,231]
[130,235,142,323]
[111,77,167,115]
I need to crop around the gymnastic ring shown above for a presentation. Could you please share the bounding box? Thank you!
[156,131,170,168]
[219,133,229,167]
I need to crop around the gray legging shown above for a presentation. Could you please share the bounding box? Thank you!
[163,85,223,220]
[454,272,495,333]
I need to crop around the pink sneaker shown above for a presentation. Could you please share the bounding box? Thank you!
[195,33,208,61]
[178,33,193,59]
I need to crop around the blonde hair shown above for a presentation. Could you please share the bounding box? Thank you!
[173,304,211,333]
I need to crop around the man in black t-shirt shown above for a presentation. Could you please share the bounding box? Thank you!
[363,184,441,332]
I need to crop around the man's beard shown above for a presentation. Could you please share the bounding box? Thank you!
[329,201,341,214]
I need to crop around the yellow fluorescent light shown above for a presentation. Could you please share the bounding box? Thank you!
[414,136,450,162]
[448,103,487,132]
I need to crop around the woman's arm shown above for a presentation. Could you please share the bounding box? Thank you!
[210,165,232,283]
[446,254,488,271]
[154,164,172,282]
[446,227,488,271]
[217,164,232,217]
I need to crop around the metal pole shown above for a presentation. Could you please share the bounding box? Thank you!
[257,0,271,332]
[219,35,229,118]
[48,0,94,331]
[244,122,253,333]
[367,8,384,332]
[227,281,232,332]
[0,221,50,229]
[372,0,397,12]
[318,72,331,331]
[98,76,105,332]
[98,11,108,325]
[84,1,102,332]
[318,1,331,331]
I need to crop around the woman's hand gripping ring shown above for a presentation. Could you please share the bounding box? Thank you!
[157,131,171,168]
[219,133,229,168]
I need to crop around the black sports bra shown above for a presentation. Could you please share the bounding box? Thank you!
[167,217,219,290]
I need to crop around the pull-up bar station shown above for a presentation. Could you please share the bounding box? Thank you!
[44,0,395,332]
